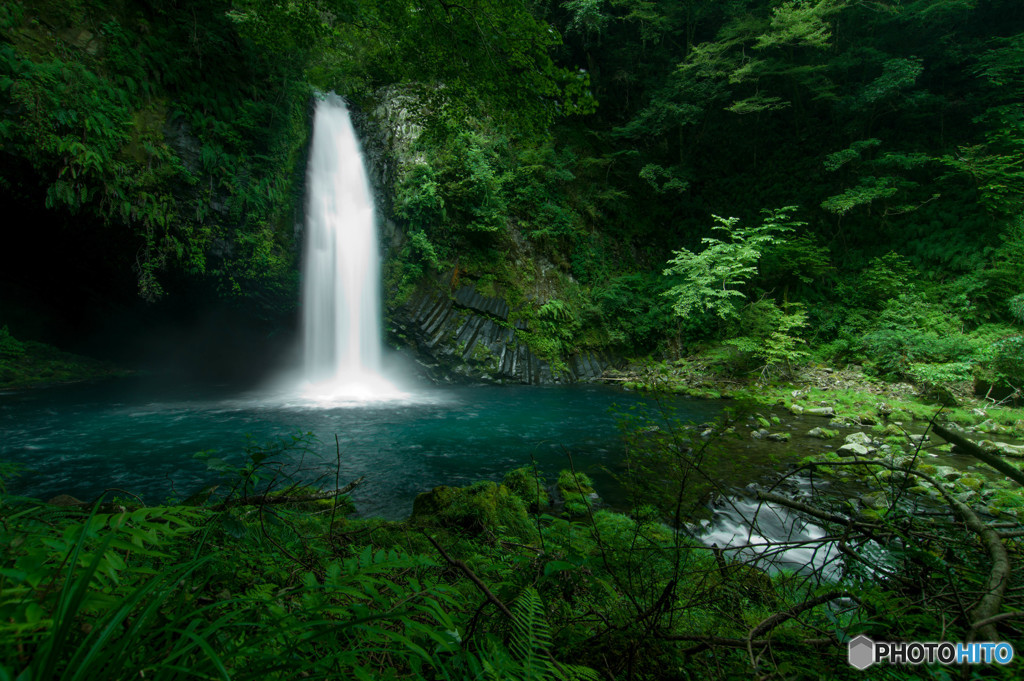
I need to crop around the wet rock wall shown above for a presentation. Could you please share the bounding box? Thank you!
[389,282,612,385]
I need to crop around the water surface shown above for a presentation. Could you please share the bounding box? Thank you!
[1,379,724,518]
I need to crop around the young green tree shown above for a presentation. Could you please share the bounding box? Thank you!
[662,206,803,320]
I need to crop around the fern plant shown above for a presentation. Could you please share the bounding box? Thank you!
[468,587,599,681]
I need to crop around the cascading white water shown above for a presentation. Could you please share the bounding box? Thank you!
[300,95,403,401]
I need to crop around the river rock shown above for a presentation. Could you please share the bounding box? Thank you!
[845,432,872,446]
[47,494,85,506]
[788,403,805,415]
[807,427,834,439]
[766,432,791,442]
[860,491,890,511]
[959,475,984,492]
[806,406,836,417]
[838,443,870,457]
[993,442,1024,457]
[954,490,977,504]
[934,466,961,482]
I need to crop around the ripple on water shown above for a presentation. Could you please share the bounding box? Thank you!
[1,381,726,518]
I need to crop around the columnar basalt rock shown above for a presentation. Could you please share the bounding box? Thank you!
[388,281,612,385]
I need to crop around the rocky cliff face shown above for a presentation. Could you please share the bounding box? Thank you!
[355,89,613,385]
[388,279,611,385]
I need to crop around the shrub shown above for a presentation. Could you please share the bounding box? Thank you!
[991,335,1024,387]
[0,326,25,358]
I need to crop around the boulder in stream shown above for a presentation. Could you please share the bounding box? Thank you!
[844,432,873,446]
[992,442,1024,458]
[838,443,870,457]
[859,491,890,511]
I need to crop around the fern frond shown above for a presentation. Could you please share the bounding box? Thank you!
[551,662,602,681]
[511,587,551,681]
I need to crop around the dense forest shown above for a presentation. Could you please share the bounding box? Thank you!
[1,0,1022,388]
[2,0,1024,679]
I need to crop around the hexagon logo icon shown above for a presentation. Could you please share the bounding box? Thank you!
[848,635,875,670]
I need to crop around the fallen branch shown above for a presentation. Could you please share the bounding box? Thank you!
[932,423,1024,487]
[755,491,881,531]
[422,531,514,619]
[764,461,1011,641]
[926,478,1012,642]
[211,477,365,511]
[747,591,857,669]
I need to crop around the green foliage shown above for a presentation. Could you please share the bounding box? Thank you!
[908,361,974,388]
[851,252,916,307]
[859,293,974,377]
[595,273,680,352]
[1009,294,1024,324]
[556,470,597,518]
[395,164,447,235]
[726,300,810,377]
[852,57,925,109]
[820,175,898,215]
[823,138,882,171]
[0,501,205,678]
[412,481,537,539]
[0,0,308,307]
[943,104,1024,216]
[0,325,25,358]
[663,207,804,320]
[990,334,1024,388]
[0,330,129,389]
[503,466,550,511]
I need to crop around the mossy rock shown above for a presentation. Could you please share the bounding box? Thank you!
[959,475,984,492]
[857,508,884,522]
[502,466,550,511]
[411,482,535,539]
[557,469,599,517]
[557,470,595,498]
[914,463,938,477]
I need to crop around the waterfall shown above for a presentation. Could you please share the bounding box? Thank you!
[299,95,402,401]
